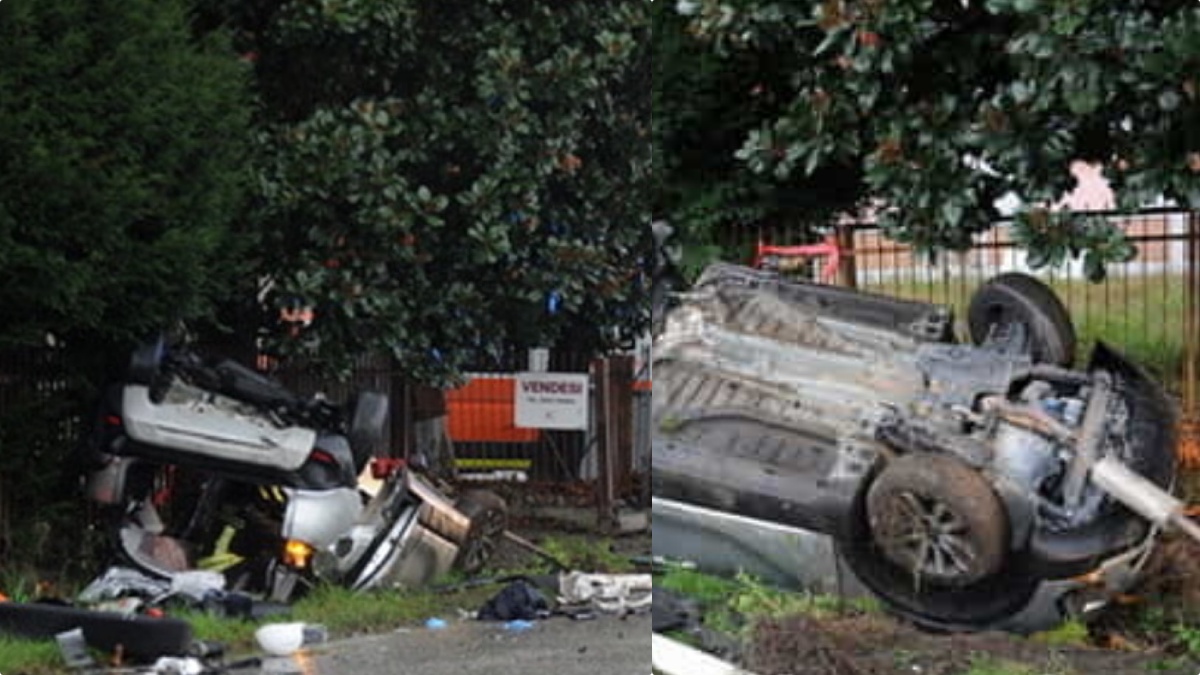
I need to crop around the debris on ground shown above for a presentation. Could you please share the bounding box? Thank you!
[651,588,698,634]
[477,578,551,621]
[254,622,326,656]
[78,567,229,609]
[557,572,651,615]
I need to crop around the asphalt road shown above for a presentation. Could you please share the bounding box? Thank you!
[252,613,650,675]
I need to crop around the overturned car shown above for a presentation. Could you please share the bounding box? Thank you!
[652,263,1198,632]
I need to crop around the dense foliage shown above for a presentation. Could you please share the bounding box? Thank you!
[0,0,252,571]
[219,1,652,380]
[0,0,253,360]
[653,0,863,273]
[671,0,1200,279]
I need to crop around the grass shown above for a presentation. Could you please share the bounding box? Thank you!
[537,535,636,574]
[864,273,1189,389]
[0,582,503,675]
[0,534,625,674]
[0,637,62,674]
[960,657,1070,675]
[656,568,880,638]
[1030,620,1091,648]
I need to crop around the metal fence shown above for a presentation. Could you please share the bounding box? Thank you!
[850,211,1196,389]
[276,350,600,484]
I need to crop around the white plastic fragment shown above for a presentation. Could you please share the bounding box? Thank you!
[558,572,652,614]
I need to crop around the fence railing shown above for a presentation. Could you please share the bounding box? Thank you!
[275,350,605,485]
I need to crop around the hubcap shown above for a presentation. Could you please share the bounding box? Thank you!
[462,508,505,570]
[870,491,986,586]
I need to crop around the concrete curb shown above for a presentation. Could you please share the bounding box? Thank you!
[651,634,758,675]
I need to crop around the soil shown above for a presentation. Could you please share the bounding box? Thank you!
[741,535,1200,675]
[745,613,1194,675]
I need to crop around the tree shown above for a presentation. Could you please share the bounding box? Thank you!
[0,0,253,364]
[677,0,1200,279]
[0,0,252,571]
[653,0,861,273]
[211,1,651,381]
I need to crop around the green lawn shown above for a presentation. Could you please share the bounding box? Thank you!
[0,533,619,674]
[0,584,502,675]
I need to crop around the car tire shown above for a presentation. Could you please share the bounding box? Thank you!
[866,453,1008,587]
[967,273,1076,367]
[453,490,508,575]
[0,602,194,660]
[840,453,1041,631]
[347,391,389,470]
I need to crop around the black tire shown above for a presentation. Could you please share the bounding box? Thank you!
[0,602,193,659]
[866,453,1008,587]
[840,453,1040,630]
[967,273,1076,366]
[348,391,389,469]
[454,490,508,575]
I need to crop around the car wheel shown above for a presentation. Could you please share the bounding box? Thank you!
[840,453,1041,630]
[454,490,508,575]
[866,453,1008,587]
[347,391,389,471]
[968,273,1076,367]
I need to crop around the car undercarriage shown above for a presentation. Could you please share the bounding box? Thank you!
[651,263,1195,632]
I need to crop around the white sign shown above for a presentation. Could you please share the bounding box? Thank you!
[514,373,590,431]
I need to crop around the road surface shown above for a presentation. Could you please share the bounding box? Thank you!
[252,613,650,675]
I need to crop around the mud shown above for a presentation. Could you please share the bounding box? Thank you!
[743,534,1200,675]
[746,613,1195,675]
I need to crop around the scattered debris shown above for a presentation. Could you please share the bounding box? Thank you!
[558,572,651,615]
[254,622,326,657]
[56,628,96,669]
[0,601,193,660]
[651,588,699,634]
[477,578,551,621]
[78,567,227,608]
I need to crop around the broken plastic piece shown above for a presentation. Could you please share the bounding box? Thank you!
[55,628,96,669]
[558,572,652,614]
[78,567,170,605]
[147,656,204,674]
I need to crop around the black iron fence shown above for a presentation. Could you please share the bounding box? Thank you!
[849,211,1196,388]
[272,349,600,484]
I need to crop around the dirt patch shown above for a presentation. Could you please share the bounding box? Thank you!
[736,530,1200,675]
[745,613,1195,675]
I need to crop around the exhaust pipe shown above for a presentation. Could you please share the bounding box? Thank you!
[1091,456,1200,544]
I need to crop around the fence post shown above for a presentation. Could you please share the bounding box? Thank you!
[835,224,858,289]
[592,358,617,532]
[592,356,635,532]
[391,369,413,461]
[1181,212,1200,469]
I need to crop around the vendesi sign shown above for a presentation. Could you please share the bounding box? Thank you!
[514,372,590,431]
